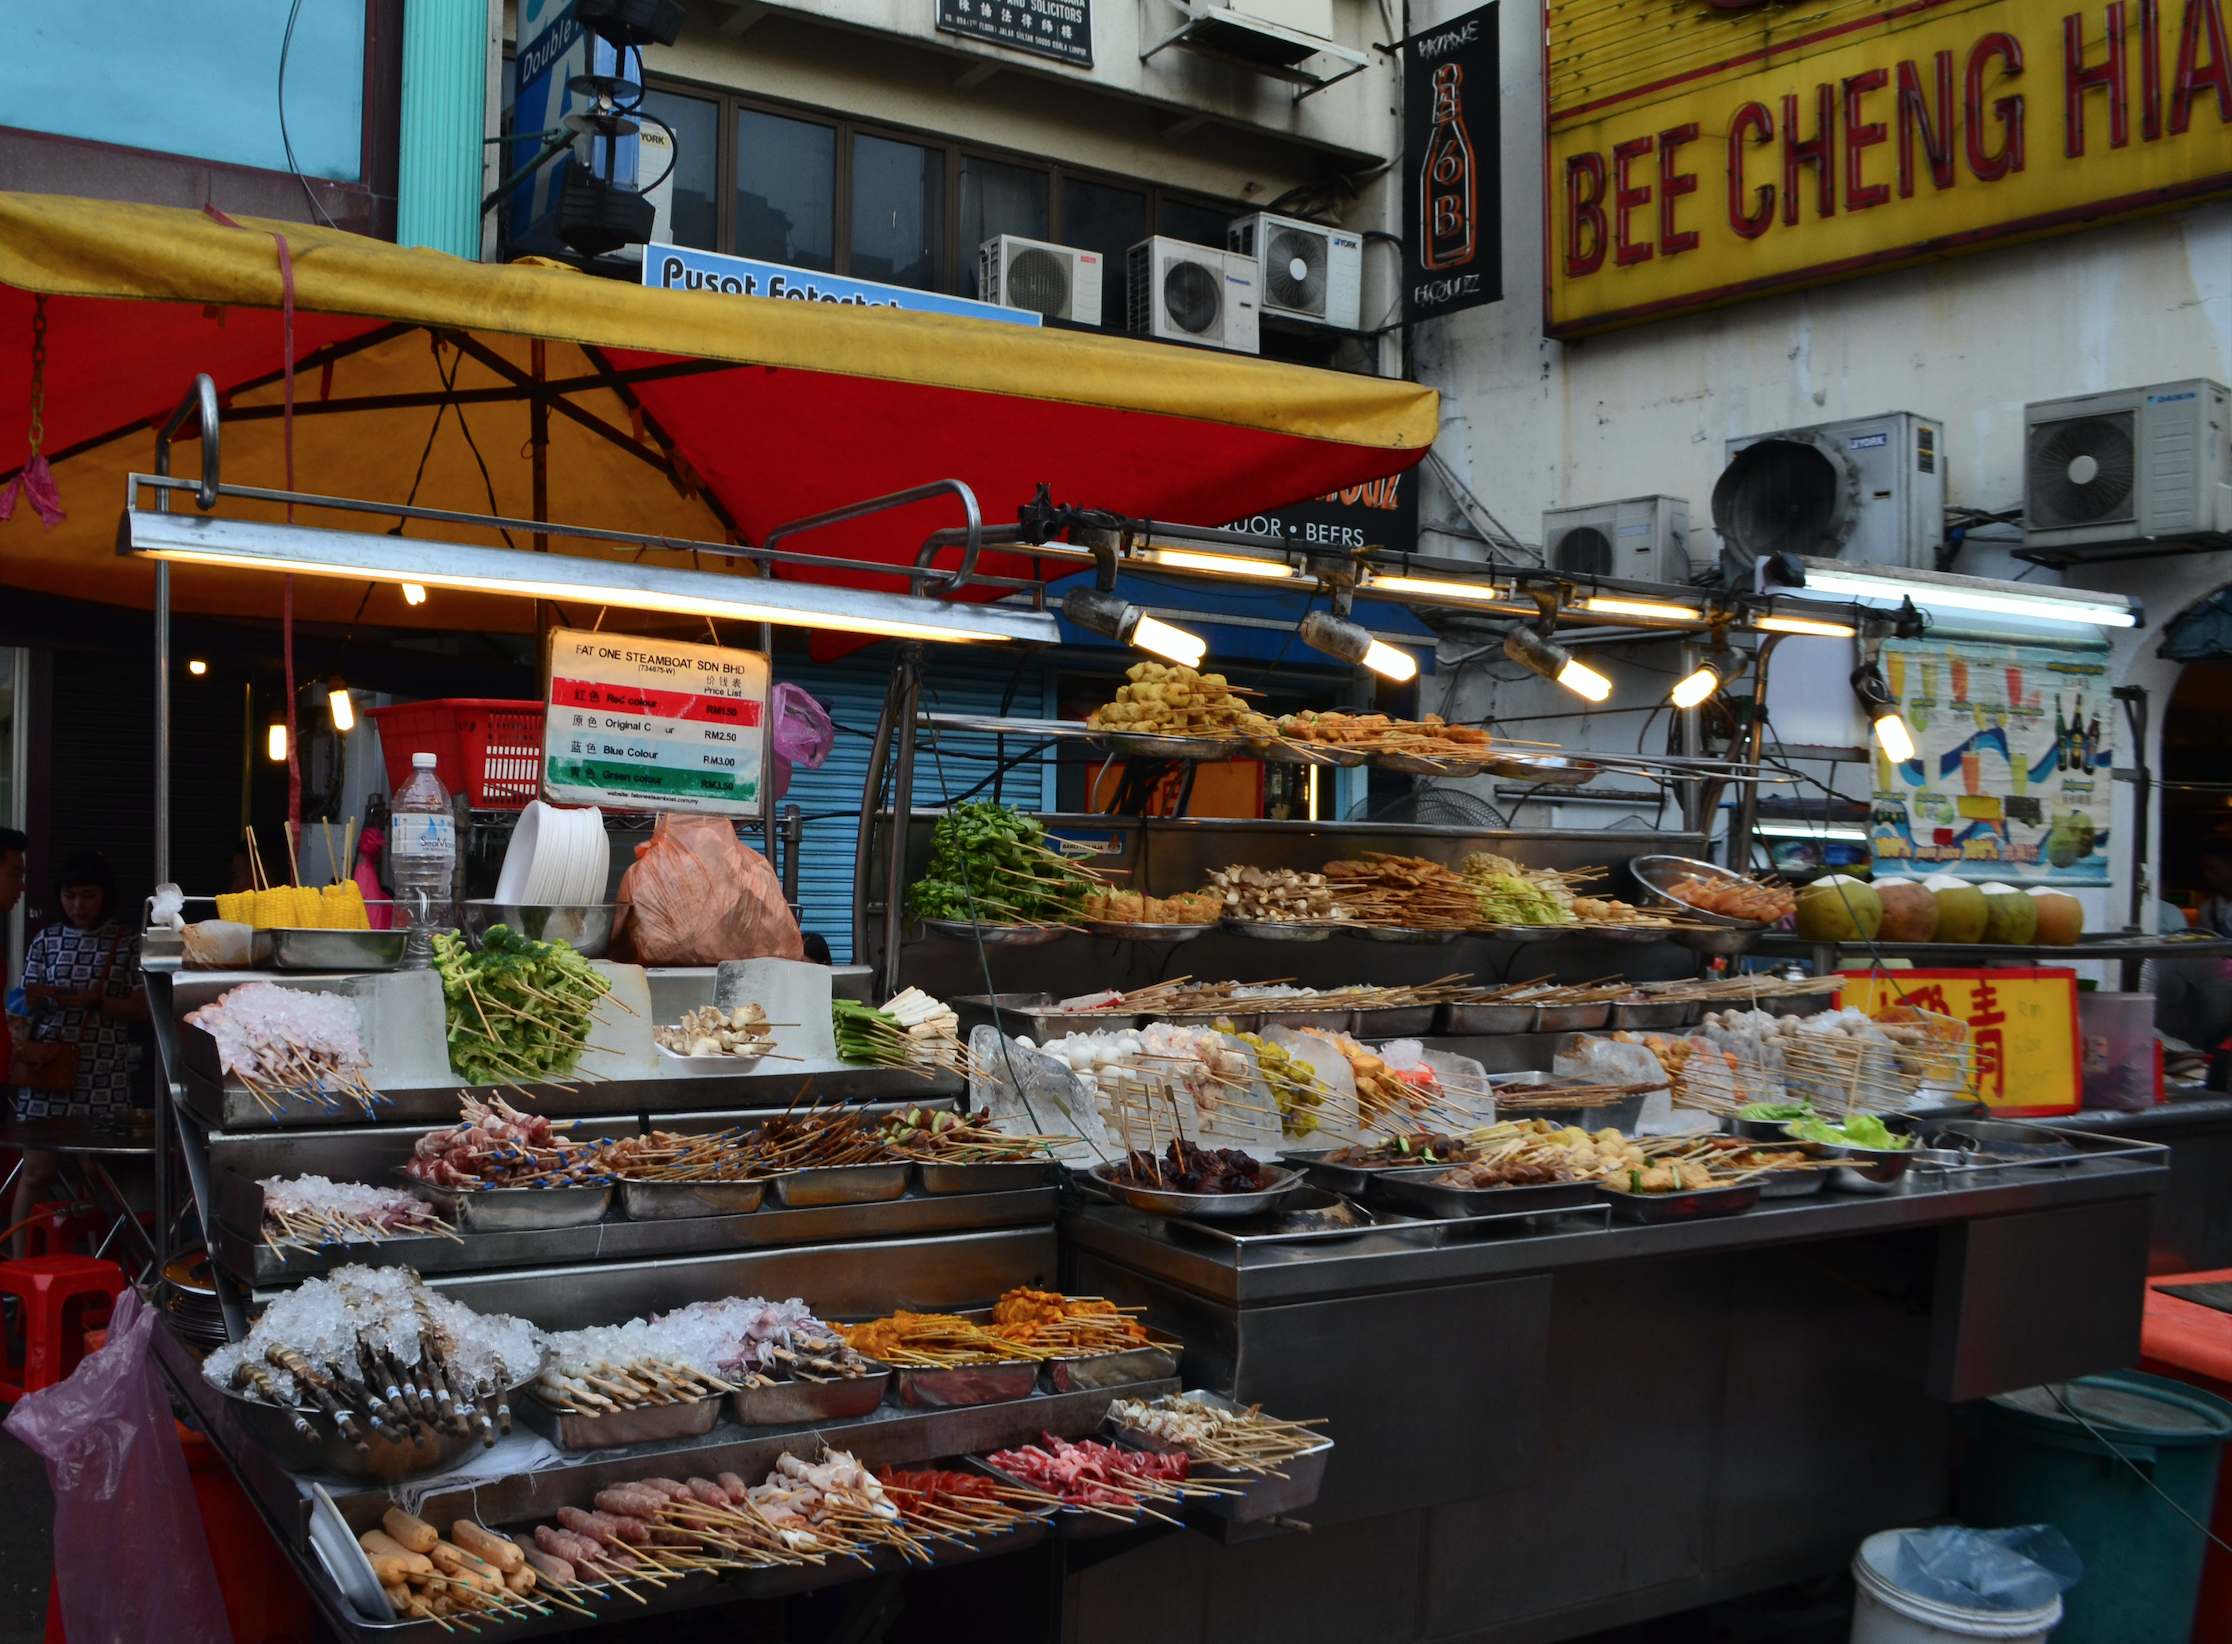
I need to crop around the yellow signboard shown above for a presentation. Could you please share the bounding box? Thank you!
[1837,968,2081,1114]
[1545,0,2232,336]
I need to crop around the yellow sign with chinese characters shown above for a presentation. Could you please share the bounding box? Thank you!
[1837,968,2081,1114]
[1545,0,2232,336]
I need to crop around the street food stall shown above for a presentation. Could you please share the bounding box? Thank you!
[0,193,2181,1643]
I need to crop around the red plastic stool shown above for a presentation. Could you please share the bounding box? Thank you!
[23,1202,104,1259]
[0,1257,127,1400]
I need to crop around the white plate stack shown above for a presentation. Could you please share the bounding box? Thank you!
[493,802,610,905]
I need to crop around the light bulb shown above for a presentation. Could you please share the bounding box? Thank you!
[267,723,288,762]
[1131,614,1206,669]
[328,683,355,732]
[1873,712,1915,764]
[1669,665,1720,708]
[1368,574,1505,603]
[187,659,208,676]
[1557,658,1614,702]
[401,582,428,606]
[1362,639,1418,681]
[1582,596,1703,621]
[1141,547,1296,581]
[1755,613,1856,638]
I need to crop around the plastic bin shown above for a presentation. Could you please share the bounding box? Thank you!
[2077,992,2158,1110]
[1851,1530,2063,1643]
[363,699,543,809]
[1960,1370,2232,1643]
[2140,1269,2232,1643]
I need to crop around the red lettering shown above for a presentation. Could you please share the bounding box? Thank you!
[2143,0,2165,136]
[1728,101,1776,238]
[1966,32,2028,178]
[1782,84,1837,223]
[1613,135,1656,264]
[2065,4,2130,154]
[1898,53,1958,194]
[2172,0,2232,130]
[1658,122,1701,253]
[1844,69,1891,208]
[1565,152,1608,276]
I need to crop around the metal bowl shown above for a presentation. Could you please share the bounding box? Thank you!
[1082,920,1214,944]
[1628,855,1774,929]
[1104,731,1244,761]
[218,1370,541,1483]
[1777,1125,1916,1192]
[1253,738,1366,768]
[268,927,409,972]
[1733,1112,1814,1142]
[1220,917,1338,942]
[1597,1180,1763,1222]
[1088,1160,1303,1219]
[1584,923,1677,945]
[922,919,1071,947]
[462,902,622,957]
[1353,1005,1440,1037]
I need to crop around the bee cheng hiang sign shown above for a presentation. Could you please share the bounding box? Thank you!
[1403,1,1504,324]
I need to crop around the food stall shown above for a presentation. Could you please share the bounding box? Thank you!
[0,193,2175,1644]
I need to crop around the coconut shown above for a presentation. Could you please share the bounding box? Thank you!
[1872,876,1940,943]
[1925,874,1990,943]
[2027,885,2084,945]
[1795,874,1884,941]
[1978,881,2039,945]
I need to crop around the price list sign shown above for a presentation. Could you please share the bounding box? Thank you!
[936,0,1092,68]
[541,629,769,814]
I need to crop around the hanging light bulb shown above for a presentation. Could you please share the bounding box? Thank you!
[401,582,428,606]
[267,722,288,762]
[1668,647,1738,709]
[1851,659,1915,763]
[1298,611,1416,681]
[187,659,208,676]
[1063,588,1207,669]
[1504,624,1613,702]
[1873,710,1916,764]
[327,678,356,732]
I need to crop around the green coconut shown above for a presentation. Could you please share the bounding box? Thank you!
[2027,886,2084,945]
[1796,874,1884,941]
[1978,882,2039,945]
[1925,874,1990,943]
[1873,876,1941,943]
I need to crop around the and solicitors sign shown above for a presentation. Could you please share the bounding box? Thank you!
[1545,0,2232,336]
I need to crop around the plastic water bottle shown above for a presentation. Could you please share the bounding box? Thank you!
[390,752,458,968]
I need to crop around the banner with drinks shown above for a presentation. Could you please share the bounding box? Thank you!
[1867,640,2112,884]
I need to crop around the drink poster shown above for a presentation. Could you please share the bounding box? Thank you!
[1867,639,2112,884]
[541,629,770,814]
[1400,1,1501,323]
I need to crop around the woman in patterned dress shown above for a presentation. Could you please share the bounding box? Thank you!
[11,852,145,1256]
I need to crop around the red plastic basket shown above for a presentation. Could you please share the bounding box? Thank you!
[363,698,545,809]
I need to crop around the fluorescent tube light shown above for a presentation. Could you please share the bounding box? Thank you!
[1754,614,1857,637]
[1582,596,1703,621]
[1755,820,1871,841]
[1799,567,2136,628]
[1141,547,1298,581]
[1367,573,1507,603]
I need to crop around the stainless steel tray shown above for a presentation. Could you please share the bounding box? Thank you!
[922,919,1071,947]
[462,902,621,958]
[1481,753,1600,787]
[1609,999,1694,1029]
[1438,1001,1538,1034]
[1254,738,1365,767]
[518,1389,724,1450]
[965,1454,1144,1538]
[1087,1160,1303,1219]
[894,1360,1042,1408]
[1597,1180,1763,1221]
[1353,1005,1440,1037]
[1629,854,1775,929]
[1103,731,1246,761]
[1276,1148,1385,1197]
[772,1163,912,1208]
[1491,1089,1648,1133]
[914,1159,1062,1195]
[1219,917,1338,942]
[1583,924,1678,944]
[1375,1165,1601,1220]
[1349,926,1464,945]
[617,1176,769,1219]
[953,994,1143,1043]
[1045,1326,1182,1393]
[1155,1009,1262,1033]
[216,1372,539,1483]
[728,1368,892,1426]
[1081,921,1214,944]
[1256,1007,1353,1031]
[1109,1389,1332,1524]
[1534,1002,1613,1031]
[1754,1164,1830,1198]
[1476,924,1567,943]
[1370,751,1485,777]
[400,1177,613,1233]
[269,927,409,971]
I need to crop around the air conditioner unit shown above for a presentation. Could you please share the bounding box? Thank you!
[1126,237,1259,354]
[1226,212,1361,331]
[978,235,1103,325]
[1542,496,1693,584]
[1715,411,1944,579]
[2021,379,2232,558]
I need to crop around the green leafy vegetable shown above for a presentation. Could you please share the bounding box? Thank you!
[1739,1101,1817,1122]
[432,926,612,1085]
[1789,1113,1913,1150]
[905,800,1101,926]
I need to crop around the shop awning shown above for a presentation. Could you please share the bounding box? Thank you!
[0,194,1437,635]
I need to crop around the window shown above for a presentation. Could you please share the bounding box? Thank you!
[0,0,367,180]
[1060,178,1147,330]
[850,134,944,291]
[639,90,719,250]
[1157,195,1235,251]
[735,108,836,270]
[959,154,1050,297]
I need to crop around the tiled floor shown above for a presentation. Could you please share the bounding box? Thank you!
[0,1431,51,1644]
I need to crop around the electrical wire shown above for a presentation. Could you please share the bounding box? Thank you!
[2045,1383,2232,1559]
[277,0,339,229]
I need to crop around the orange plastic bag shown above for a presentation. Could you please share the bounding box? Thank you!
[614,814,803,965]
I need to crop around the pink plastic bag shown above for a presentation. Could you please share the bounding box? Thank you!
[769,683,835,802]
[4,1288,230,1644]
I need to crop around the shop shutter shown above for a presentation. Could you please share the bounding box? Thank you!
[775,648,1052,962]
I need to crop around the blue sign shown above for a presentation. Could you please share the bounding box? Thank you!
[509,0,639,256]
[643,244,1040,326]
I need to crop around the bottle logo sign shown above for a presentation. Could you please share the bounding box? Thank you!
[1423,65,1478,269]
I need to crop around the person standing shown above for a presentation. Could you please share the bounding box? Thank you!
[0,827,24,1095]
[11,851,146,1258]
